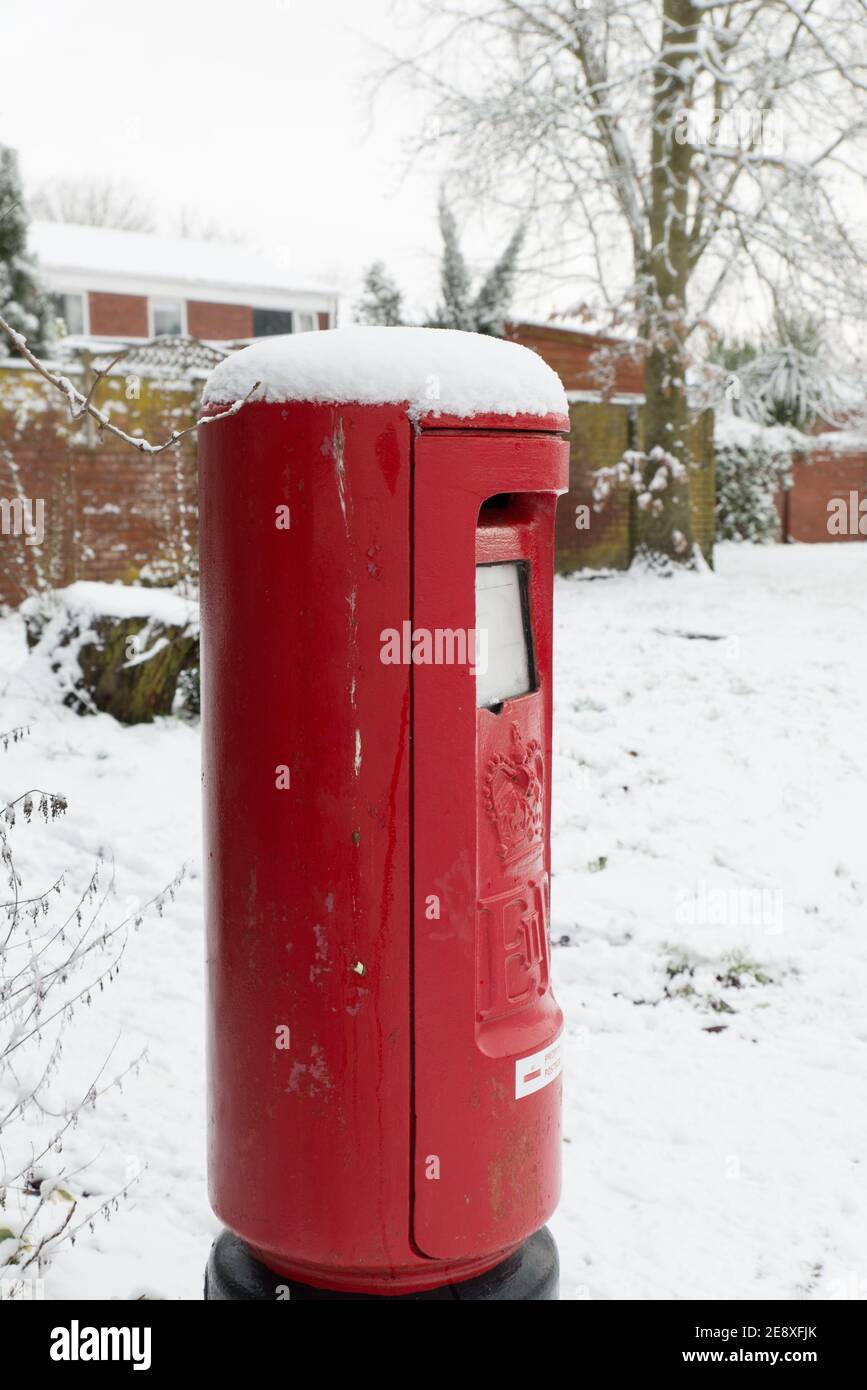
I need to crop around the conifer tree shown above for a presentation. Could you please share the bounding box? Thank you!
[355,260,405,326]
[0,146,53,356]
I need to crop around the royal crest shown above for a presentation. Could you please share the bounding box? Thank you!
[483,723,544,865]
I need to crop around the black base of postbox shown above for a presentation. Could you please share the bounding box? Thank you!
[205,1226,559,1301]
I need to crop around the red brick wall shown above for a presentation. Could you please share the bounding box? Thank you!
[0,369,198,607]
[783,449,867,542]
[0,439,198,608]
[508,322,645,397]
[187,300,254,341]
[88,291,149,338]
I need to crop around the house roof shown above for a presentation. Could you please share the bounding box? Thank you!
[30,220,337,304]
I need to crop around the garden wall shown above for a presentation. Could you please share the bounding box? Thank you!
[554,401,716,572]
[0,363,198,607]
[782,442,867,543]
[1,360,717,607]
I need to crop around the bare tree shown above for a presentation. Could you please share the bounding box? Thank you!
[29,178,156,233]
[389,0,867,564]
[173,208,246,243]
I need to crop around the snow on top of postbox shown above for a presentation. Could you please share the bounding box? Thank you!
[201,326,567,421]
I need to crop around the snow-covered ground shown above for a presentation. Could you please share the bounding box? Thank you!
[1,542,865,1300]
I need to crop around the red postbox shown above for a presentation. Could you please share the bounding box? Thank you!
[199,328,569,1300]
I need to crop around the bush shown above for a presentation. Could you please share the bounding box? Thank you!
[714,416,801,543]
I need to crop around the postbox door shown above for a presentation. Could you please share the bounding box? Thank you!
[412,429,567,1260]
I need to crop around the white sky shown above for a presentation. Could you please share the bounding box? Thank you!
[5,1,860,344]
[0,0,540,321]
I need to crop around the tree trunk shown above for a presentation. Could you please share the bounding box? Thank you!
[638,0,701,565]
[639,346,697,562]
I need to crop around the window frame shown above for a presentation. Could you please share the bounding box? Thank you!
[148,297,187,339]
[51,291,88,338]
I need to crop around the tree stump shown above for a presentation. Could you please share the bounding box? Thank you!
[21,582,199,725]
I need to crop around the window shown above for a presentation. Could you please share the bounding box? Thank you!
[150,299,184,337]
[251,308,319,337]
[50,292,85,337]
[475,562,535,710]
[252,308,295,337]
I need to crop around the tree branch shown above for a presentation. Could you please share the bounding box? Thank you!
[0,315,258,454]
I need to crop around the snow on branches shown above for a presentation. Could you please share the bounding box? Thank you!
[594,446,694,560]
[0,312,259,455]
[0,728,186,1289]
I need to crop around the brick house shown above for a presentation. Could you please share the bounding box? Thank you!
[30,220,339,344]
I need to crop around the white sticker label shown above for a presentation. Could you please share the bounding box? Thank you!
[515,1037,562,1099]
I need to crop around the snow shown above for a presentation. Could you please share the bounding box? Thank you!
[17,583,197,711]
[714,412,807,453]
[1,542,866,1300]
[21,580,197,627]
[0,617,207,1300]
[30,220,336,299]
[201,326,569,421]
[550,542,867,1300]
[714,412,867,458]
[809,428,867,454]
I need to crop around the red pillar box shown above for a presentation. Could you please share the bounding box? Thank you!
[199,327,569,1301]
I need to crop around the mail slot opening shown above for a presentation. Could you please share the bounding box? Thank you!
[475,561,536,711]
[479,492,513,513]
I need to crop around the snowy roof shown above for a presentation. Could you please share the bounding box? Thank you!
[30,221,336,301]
[202,326,568,421]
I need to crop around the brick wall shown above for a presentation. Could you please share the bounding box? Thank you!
[554,401,716,572]
[0,355,715,607]
[89,291,149,338]
[782,447,867,542]
[187,300,254,341]
[0,366,197,608]
[555,402,635,571]
[688,409,716,563]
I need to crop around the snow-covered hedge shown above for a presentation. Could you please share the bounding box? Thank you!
[714,415,804,543]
